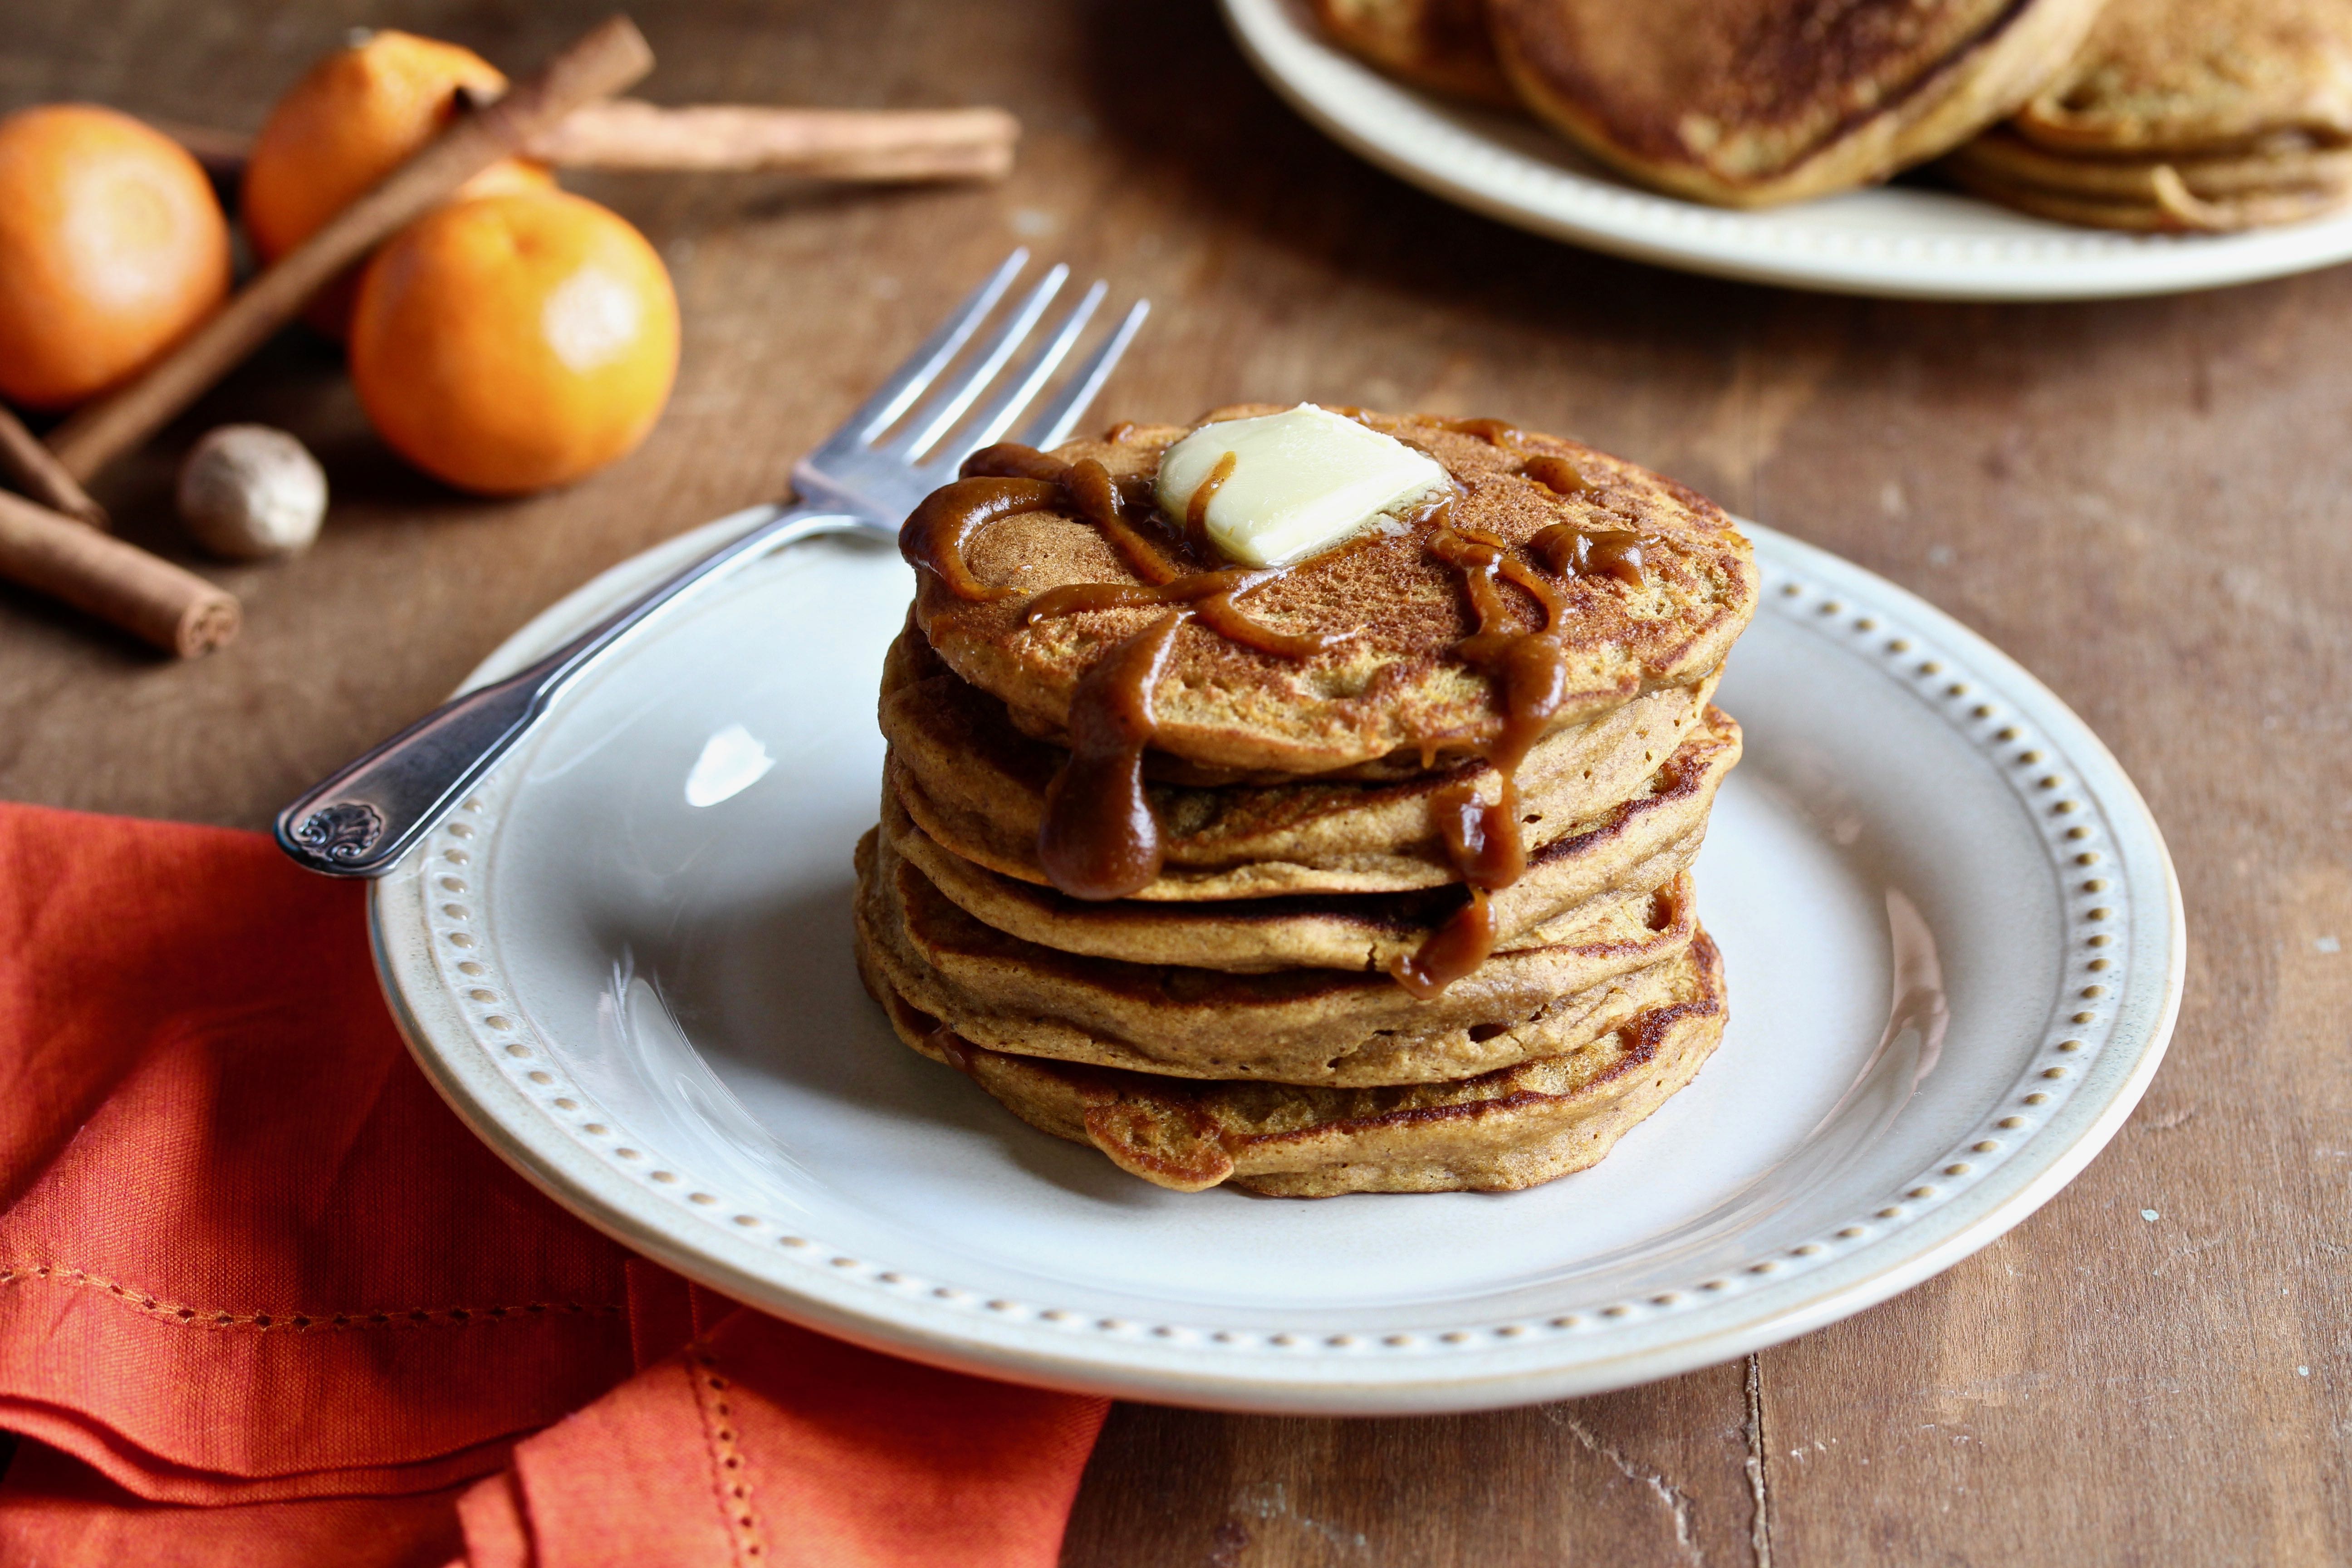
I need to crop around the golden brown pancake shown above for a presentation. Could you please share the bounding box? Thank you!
[887,786,1691,974]
[881,619,1719,899]
[1947,169,2349,227]
[1483,0,2106,207]
[854,828,1698,1086]
[1313,0,1520,105]
[2010,0,2352,153]
[865,929,1726,1196]
[867,406,1746,1196]
[883,706,1735,971]
[1945,123,2352,227]
[913,409,1757,776]
[1953,122,2352,193]
[1948,0,2352,230]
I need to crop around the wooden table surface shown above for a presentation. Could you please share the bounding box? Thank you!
[5,1,2348,1562]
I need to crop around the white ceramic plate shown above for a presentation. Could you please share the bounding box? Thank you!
[372,514,2181,1414]
[1223,0,2352,300]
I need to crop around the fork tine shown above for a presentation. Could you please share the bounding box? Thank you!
[1012,299,1150,451]
[823,249,1029,453]
[919,280,1106,477]
[892,263,1068,460]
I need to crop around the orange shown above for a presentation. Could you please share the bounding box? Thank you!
[241,29,554,336]
[0,105,230,410]
[349,190,680,495]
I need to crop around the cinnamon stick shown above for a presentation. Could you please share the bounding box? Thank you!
[154,100,1020,183]
[0,488,238,657]
[0,403,107,526]
[528,102,1019,180]
[49,15,655,485]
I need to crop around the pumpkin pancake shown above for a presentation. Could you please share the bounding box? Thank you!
[1312,0,1519,105]
[882,705,1733,971]
[1950,0,2352,229]
[1945,124,2352,227]
[1954,121,2352,192]
[853,829,1697,1086]
[886,787,1691,973]
[863,928,1726,1196]
[2009,0,2352,154]
[881,619,1719,899]
[910,408,1756,776]
[1946,172,2348,227]
[1482,0,2105,207]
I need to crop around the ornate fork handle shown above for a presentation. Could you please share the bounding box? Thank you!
[275,504,878,877]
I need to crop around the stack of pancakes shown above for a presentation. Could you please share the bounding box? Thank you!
[852,409,1758,1197]
[1944,0,2352,230]
[1315,0,2352,229]
[1315,0,2107,207]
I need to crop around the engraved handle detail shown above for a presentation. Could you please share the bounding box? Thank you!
[275,671,550,877]
[288,802,388,863]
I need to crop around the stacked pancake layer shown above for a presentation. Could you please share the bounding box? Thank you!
[1313,0,2352,232]
[855,409,1756,1196]
[1945,0,2352,230]
[1313,0,2107,210]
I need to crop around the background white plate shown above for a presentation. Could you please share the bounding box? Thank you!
[372,517,2181,1414]
[1223,0,2352,301]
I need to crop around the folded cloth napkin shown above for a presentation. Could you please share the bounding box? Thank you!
[0,802,1106,1566]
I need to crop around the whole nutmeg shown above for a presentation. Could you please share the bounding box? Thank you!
[177,424,328,559]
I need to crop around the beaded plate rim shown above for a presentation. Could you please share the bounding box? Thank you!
[1220,0,2352,302]
[372,513,2183,1414]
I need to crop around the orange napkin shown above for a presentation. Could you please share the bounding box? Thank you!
[0,802,1106,1565]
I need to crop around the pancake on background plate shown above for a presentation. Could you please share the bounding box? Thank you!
[1312,0,1519,104]
[860,405,1755,1192]
[1478,0,2108,206]
[1946,0,2352,229]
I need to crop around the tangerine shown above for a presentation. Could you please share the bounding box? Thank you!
[349,190,679,495]
[241,29,554,336]
[0,104,230,410]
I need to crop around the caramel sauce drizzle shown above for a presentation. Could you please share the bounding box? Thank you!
[898,475,1059,602]
[1436,416,1529,451]
[1036,609,1191,900]
[1531,521,1653,588]
[901,422,1654,997]
[905,440,1353,903]
[1024,569,1347,660]
[1059,455,1191,585]
[1520,453,1594,495]
[1185,449,1237,551]
[1389,482,1655,996]
[1337,411,1527,455]
[945,442,1191,587]
[924,1021,975,1075]
[958,442,1072,483]
[1389,522,1572,997]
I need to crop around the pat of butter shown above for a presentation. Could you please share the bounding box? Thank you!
[1155,404,1448,568]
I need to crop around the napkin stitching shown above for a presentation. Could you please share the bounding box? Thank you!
[688,1348,768,1564]
[0,1263,626,1330]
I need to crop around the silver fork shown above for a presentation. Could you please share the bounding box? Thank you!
[274,250,1147,877]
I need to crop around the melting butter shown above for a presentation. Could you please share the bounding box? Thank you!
[1155,404,1448,568]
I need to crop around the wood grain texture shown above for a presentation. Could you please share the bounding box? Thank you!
[1,1,2347,1563]
[1063,1362,1762,1565]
